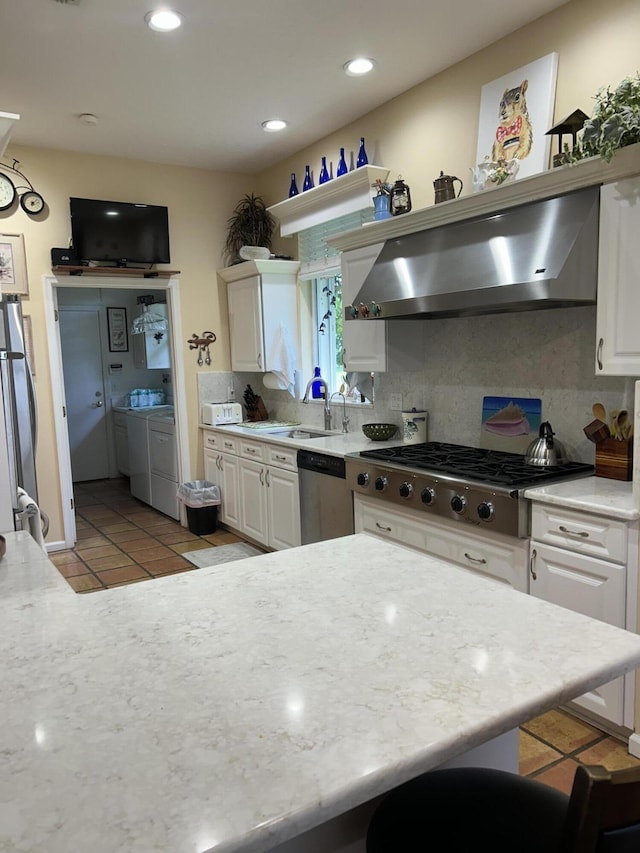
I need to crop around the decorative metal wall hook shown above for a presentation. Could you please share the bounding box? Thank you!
[187,331,216,366]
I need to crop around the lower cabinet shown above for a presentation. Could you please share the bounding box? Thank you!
[239,458,300,550]
[354,494,528,592]
[529,502,633,729]
[204,448,241,529]
[202,429,300,550]
[113,412,130,476]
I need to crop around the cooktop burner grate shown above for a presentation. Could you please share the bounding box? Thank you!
[359,441,594,487]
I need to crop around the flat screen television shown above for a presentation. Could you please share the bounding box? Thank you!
[69,197,170,266]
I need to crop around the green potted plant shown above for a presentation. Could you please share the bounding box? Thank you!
[574,73,640,163]
[223,193,276,266]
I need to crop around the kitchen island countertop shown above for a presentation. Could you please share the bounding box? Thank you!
[3,530,640,853]
[524,475,639,521]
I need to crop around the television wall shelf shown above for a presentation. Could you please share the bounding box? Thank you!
[52,265,180,278]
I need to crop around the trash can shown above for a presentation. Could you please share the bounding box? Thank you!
[176,480,221,535]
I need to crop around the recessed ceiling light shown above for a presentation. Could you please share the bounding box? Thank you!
[145,9,183,32]
[261,119,288,132]
[343,57,375,76]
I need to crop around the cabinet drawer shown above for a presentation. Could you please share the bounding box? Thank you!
[531,504,627,564]
[354,495,528,591]
[266,445,297,470]
[203,431,238,455]
[239,438,266,461]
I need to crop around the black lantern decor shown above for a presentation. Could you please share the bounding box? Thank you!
[545,109,589,167]
[390,176,412,216]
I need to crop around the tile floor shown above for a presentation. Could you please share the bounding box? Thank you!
[49,477,640,792]
[49,477,246,593]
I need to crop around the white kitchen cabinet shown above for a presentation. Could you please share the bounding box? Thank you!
[132,303,170,370]
[218,260,300,373]
[341,244,425,373]
[353,494,528,592]
[529,503,629,727]
[113,411,130,476]
[266,465,301,551]
[203,429,300,550]
[203,433,241,529]
[595,177,640,375]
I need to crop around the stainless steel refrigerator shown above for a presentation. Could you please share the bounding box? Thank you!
[0,294,38,533]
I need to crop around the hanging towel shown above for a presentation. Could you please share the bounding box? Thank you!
[16,487,46,553]
[265,323,296,397]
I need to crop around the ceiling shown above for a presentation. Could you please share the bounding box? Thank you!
[1,0,568,174]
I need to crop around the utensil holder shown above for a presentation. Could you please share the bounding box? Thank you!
[595,438,633,481]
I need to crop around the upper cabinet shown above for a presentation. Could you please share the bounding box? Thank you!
[341,243,425,373]
[132,303,170,369]
[596,176,640,375]
[219,260,300,373]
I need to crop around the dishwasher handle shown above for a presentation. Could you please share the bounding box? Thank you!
[296,449,346,479]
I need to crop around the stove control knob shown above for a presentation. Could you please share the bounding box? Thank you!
[477,501,495,522]
[451,495,466,514]
[399,482,413,499]
[356,472,369,487]
[421,487,436,505]
[374,476,388,492]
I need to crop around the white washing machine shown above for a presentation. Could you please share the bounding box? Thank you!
[148,413,179,520]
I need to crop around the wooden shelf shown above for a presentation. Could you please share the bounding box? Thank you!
[52,265,180,279]
[267,165,390,236]
[327,143,640,253]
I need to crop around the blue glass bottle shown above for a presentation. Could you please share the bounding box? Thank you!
[302,165,314,191]
[356,137,368,168]
[336,147,348,177]
[319,156,330,184]
[288,172,299,197]
[311,367,323,399]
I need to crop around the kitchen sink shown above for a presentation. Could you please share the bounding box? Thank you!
[264,428,332,440]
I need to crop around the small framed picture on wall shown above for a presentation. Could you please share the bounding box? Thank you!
[0,233,29,296]
[107,307,129,352]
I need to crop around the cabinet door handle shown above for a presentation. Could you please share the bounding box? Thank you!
[597,337,604,371]
[257,352,262,369]
[224,441,234,450]
[530,547,537,581]
[245,447,257,455]
[217,454,222,470]
[375,522,392,532]
[259,468,265,485]
[265,469,270,487]
[464,552,487,565]
[559,525,589,538]
[274,454,287,462]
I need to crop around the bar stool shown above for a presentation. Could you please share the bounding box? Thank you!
[366,764,640,852]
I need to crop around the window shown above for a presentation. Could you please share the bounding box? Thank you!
[315,272,343,395]
[298,209,373,402]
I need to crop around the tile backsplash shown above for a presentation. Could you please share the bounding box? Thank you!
[201,306,636,464]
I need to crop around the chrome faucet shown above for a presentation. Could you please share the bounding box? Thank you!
[330,391,350,433]
[302,373,332,430]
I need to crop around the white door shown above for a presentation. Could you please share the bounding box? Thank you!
[59,308,109,482]
[239,457,268,545]
[227,276,264,371]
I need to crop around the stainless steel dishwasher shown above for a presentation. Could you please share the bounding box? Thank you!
[297,449,355,544]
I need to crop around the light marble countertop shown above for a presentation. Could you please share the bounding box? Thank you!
[4,530,640,853]
[200,422,400,458]
[524,476,639,521]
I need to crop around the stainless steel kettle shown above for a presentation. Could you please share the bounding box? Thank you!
[525,421,569,467]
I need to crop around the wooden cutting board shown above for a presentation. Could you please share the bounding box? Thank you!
[479,396,542,454]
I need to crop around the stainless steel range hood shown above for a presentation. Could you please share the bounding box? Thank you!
[348,186,600,320]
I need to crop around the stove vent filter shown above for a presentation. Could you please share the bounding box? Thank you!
[50,0,81,5]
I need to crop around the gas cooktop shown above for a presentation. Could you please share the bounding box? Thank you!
[358,441,594,488]
[347,442,595,538]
